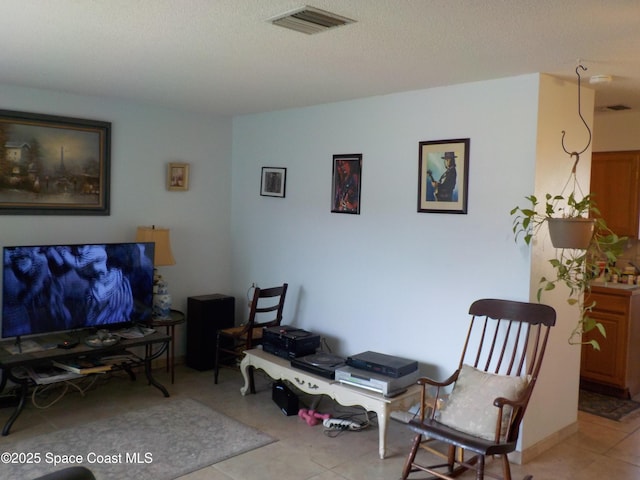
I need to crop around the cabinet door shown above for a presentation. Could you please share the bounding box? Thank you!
[590,151,640,237]
[581,293,629,388]
[581,313,625,386]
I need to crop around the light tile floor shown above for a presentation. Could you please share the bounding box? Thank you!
[2,363,640,479]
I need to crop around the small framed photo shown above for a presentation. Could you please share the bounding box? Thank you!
[331,154,362,214]
[260,167,286,197]
[418,138,469,214]
[167,163,189,191]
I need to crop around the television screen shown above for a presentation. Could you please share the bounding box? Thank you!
[2,242,155,338]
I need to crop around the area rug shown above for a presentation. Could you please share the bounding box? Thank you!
[4,398,276,480]
[578,389,640,421]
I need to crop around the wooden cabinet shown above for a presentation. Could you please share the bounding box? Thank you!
[580,286,640,398]
[590,151,640,237]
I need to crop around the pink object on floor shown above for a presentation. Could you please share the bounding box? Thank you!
[298,408,331,426]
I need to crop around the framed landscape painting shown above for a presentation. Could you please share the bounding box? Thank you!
[0,109,111,215]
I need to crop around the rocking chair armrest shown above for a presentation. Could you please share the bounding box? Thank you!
[416,370,458,388]
[493,383,530,409]
[417,377,442,387]
[491,394,529,443]
[493,396,525,409]
[415,371,459,421]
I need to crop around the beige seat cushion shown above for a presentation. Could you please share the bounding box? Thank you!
[438,364,530,441]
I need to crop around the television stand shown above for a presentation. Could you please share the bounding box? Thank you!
[0,331,171,436]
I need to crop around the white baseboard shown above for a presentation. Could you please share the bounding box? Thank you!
[509,421,579,464]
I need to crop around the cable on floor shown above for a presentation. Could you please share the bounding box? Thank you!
[30,373,105,409]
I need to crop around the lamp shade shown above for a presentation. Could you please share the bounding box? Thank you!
[135,226,176,266]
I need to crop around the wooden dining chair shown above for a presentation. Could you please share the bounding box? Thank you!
[214,283,288,384]
[402,298,556,480]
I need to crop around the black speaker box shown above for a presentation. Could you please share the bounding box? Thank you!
[272,381,299,416]
[186,294,235,370]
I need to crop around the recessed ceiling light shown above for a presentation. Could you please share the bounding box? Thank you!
[269,5,355,35]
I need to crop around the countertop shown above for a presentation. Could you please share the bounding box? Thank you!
[590,282,640,296]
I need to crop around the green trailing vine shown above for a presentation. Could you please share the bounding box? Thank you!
[511,180,625,350]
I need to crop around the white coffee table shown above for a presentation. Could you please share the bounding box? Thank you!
[240,348,421,459]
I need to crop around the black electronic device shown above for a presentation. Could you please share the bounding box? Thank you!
[262,325,320,357]
[2,242,155,339]
[290,351,346,379]
[263,342,316,360]
[272,380,298,416]
[57,340,78,349]
[346,351,418,378]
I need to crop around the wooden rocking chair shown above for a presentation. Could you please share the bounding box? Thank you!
[402,298,556,480]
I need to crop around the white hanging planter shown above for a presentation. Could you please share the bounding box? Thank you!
[547,217,596,249]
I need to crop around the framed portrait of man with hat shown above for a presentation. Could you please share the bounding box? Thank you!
[417,138,469,214]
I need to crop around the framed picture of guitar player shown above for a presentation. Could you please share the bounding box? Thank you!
[417,138,469,214]
[331,153,362,214]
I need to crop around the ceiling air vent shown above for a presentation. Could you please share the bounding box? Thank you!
[605,104,631,111]
[269,6,355,35]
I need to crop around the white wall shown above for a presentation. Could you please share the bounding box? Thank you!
[519,74,595,450]
[0,83,233,351]
[231,75,560,444]
[593,110,640,151]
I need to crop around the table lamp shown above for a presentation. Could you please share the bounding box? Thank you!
[135,225,175,319]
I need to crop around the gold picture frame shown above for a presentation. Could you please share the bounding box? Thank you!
[167,163,189,191]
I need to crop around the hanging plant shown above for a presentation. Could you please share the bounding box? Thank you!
[510,65,626,350]
[511,172,625,350]
[547,217,595,249]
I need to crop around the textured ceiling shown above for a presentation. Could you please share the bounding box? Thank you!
[0,0,638,116]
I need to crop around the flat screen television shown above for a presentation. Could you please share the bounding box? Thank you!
[2,242,155,338]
